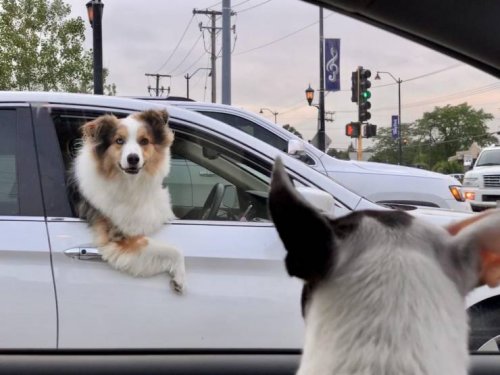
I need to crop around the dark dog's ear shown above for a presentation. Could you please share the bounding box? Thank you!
[447,210,500,289]
[137,109,171,146]
[81,115,117,141]
[269,158,333,281]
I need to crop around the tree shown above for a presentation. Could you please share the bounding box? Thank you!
[370,103,495,169]
[0,0,115,94]
[369,123,416,165]
[283,124,303,139]
[327,148,350,160]
[412,103,495,168]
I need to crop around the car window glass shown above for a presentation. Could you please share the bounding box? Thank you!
[0,110,19,215]
[166,128,272,222]
[198,110,316,165]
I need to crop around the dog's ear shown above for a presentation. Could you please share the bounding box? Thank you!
[447,209,500,288]
[269,158,333,282]
[82,115,117,141]
[137,109,171,146]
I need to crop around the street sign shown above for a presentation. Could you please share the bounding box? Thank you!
[391,115,399,139]
[311,132,332,149]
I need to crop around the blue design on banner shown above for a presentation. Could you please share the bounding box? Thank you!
[325,38,340,91]
[391,115,399,139]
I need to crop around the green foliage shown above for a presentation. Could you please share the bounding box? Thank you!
[327,148,350,160]
[431,160,464,174]
[283,124,303,139]
[370,103,495,169]
[0,0,115,94]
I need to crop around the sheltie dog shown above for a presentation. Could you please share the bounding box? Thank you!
[72,109,185,293]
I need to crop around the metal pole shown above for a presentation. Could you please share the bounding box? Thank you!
[92,0,104,95]
[184,74,190,99]
[222,0,231,104]
[398,79,402,164]
[318,7,326,152]
[211,14,217,103]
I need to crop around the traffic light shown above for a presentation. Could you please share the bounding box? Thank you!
[351,71,358,103]
[363,124,377,138]
[345,122,360,138]
[358,68,371,122]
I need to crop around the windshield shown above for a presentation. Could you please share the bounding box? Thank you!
[476,150,500,167]
[2,0,500,362]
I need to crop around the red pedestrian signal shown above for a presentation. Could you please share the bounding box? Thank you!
[345,122,361,138]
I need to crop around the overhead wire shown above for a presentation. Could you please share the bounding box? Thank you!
[169,33,204,76]
[237,0,272,13]
[155,14,195,73]
[233,12,333,56]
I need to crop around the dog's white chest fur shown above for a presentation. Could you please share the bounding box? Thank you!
[75,144,175,236]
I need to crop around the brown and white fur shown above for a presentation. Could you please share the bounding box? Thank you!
[73,109,185,293]
[269,158,500,375]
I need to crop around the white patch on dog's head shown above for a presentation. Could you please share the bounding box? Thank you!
[268,157,500,375]
[80,109,173,179]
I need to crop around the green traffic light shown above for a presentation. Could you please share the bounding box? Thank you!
[361,90,371,99]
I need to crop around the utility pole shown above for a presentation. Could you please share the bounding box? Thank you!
[221,0,231,104]
[193,7,235,103]
[318,7,326,152]
[145,73,171,97]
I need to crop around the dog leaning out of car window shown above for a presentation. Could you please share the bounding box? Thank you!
[71,109,185,294]
[269,158,500,375]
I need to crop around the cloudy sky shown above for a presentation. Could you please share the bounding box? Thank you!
[66,0,500,150]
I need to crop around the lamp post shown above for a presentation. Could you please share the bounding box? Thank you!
[375,71,403,164]
[184,68,211,99]
[259,108,279,124]
[86,0,104,95]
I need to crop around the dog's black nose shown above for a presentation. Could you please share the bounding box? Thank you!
[127,153,140,166]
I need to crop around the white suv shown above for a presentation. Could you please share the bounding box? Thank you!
[463,145,500,211]
[159,100,471,212]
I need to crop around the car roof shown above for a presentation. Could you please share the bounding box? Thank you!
[308,0,500,78]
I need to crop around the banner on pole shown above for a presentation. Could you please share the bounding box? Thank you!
[391,115,399,139]
[325,38,340,92]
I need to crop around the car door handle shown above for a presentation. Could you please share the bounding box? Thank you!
[64,247,103,261]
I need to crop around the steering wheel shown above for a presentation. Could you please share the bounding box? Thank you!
[200,183,225,220]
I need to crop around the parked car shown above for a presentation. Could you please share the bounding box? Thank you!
[463,145,500,211]
[153,100,471,212]
[3,91,496,352]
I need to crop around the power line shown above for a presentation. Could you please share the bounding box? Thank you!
[169,33,203,76]
[155,15,195,73]
[237,0,272,13]
[403,63,462,82]
[234,12,333,56]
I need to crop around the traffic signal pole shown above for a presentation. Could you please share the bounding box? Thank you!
[356,67,362,161]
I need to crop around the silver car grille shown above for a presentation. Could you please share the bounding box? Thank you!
[484,175,500,187]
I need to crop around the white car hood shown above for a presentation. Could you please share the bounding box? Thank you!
[468,165,500,174]
[320,155,448,179]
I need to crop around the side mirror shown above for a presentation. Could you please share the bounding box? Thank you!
[295,186,335,216]
[287,139,306,156]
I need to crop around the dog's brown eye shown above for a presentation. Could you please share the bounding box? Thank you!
[116,138,124,145]
[139,138,150,146]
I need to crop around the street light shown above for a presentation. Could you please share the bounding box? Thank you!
[184,68,211,99]
[259,108,279,124]
[375,71,403,164]
[86,0,104,95]
[305,84,315,106]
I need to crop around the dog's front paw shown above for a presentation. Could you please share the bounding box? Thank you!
[170,277,184,294]
[170,262,185,295]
